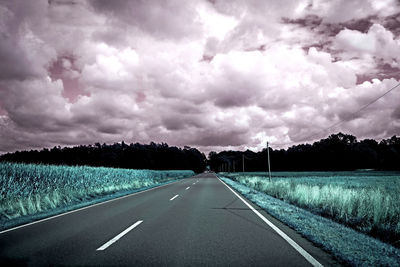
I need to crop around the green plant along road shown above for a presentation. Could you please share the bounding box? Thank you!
[0,173,337,266]
[221,171,400,247]
[0,162,193,228]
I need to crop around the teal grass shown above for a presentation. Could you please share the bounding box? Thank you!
[220,171,400,247]
[0,162,194,231]
[220,176,400,266]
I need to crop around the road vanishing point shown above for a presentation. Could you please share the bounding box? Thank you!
[0,173,338,266]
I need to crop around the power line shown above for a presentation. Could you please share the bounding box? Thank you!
[271,82,400,147]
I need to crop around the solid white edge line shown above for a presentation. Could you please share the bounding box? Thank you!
[169,194,179,201]
[217,176,323,267]
[0,178,188,235]
[185,187,190,190]
[97,220,143,251]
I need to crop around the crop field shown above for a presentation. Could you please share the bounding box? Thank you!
[221,171,400,247]
[0,162,194,227]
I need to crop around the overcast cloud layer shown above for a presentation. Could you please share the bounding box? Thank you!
[0,0,400,154]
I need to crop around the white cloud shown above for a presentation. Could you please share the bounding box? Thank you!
[81,44,140,91]
[335,24,400,65]
[198,3,238,40]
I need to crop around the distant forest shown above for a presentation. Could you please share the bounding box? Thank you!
[208,133,400,171]
[0,142,207,173]
[1,133,399,172]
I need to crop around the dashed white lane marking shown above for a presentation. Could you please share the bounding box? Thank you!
[185,187,190,190]
[0,178,185,235]
[97,220,143,251]
[217,177,323,267]
[170,194,179,201]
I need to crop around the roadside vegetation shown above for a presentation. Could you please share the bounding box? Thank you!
[220,177,400,266]
[0,162,193,229]
[0,141,206,173]
[209,133,400,172]
[221,171,400,248]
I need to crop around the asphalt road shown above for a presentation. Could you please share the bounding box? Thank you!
[0,173,338,266]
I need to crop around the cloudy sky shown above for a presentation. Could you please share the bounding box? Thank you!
[1,0,400,154]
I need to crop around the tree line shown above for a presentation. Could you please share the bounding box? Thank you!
[0,142,207,173]
[1,133,399,172]
[208,133,400,172]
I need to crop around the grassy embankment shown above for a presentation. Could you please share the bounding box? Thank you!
[220,171,400,247]
[220,176,400,266]
[0,162,193,229]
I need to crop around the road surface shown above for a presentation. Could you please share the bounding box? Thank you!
[0,173,338,266]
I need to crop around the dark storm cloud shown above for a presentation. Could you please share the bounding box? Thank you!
[88,0,201,39]
[212,74,263,108]
[0,41,39,80]
[193,131,247,147]
[0,1,48,80]
[382,12,400,36]
[392,106,400,119]
[357,62,400,84]
[0,0,399,154]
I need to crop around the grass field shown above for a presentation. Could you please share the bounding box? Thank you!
[0,162,193,227]
[220,171,400,247]
[220,176,400,266]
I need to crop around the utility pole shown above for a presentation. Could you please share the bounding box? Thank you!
[267,142,271,182]
[242,154,244,172]
[233,161,235,172]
